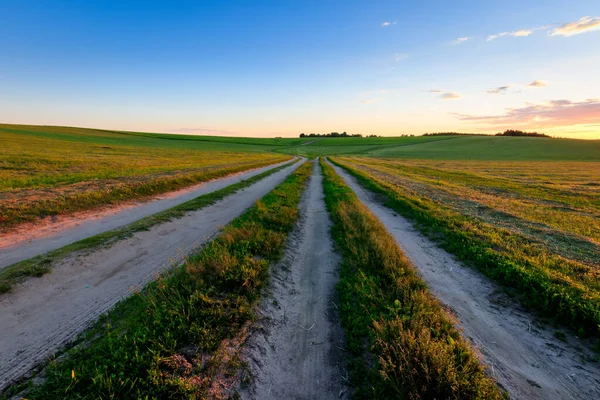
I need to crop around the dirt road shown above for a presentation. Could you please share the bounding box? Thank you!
[241,161,349,400]
[0,159,303,393]
[328,160,600,400]
[0,158,294,269]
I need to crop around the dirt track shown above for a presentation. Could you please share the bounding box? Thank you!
[0,158,294,269]
[241,161,350,399]
[328,160,600,400]
[0,159,303,393]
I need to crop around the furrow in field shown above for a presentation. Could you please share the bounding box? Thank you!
[0,158,294,269]
[240,161,350,399]
[0,159,303,393]
[327,159,600,400]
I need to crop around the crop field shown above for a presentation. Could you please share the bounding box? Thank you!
[0,124,290,232]
[332,156,600,335]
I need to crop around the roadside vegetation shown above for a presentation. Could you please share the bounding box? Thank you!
[0,124,289,232]
[0,161,295,294]
[320,159,503,399]
[7,161,311,400]
[332,156,600,337]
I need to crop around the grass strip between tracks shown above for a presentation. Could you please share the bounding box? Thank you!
[5,160,312,399]
[330,157,600,338]
[320,158,504,399]
[0,160,297,294]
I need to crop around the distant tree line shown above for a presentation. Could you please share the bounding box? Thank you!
[495,130,551,138]
[299,132,382,138]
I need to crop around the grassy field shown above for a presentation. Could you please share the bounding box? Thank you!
[277,135,457,157]
[320,159,503,399]
[367,135,600,161]
[0,124,291,232]
[11,162,311,399]
[332,156,600,337]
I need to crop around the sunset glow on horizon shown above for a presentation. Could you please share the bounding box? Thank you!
[1,1,599,139]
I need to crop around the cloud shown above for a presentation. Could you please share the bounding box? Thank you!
[487,25,549,41]
[440,92,462,100]
[454,99,600,128]
[394,53,408,62]
[528,80,548,87]
[551,16,600,37]
[428,89,443,93]
[452,37,471,45]
[381,21,396,27]
[487,86,511,95]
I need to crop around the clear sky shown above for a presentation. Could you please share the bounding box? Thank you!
[1,1,599,138]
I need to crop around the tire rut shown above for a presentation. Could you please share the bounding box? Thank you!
[240,160,350,400]
[0,159,303,393]
[327,159,600,400]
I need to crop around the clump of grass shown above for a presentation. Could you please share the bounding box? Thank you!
[320,159,503,399]
[6,162,311,399]
[331,157,600,337]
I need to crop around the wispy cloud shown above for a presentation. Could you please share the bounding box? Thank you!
[381,21,396,27]
[551,16,600,37]
[487,86,511,95]
[528,80,548,88]
[428,89,443,93]
[452,37,471,45]
[394,53,409,62]
[440,92,462,100]
[455,99,600,128]
[487,27,544,41]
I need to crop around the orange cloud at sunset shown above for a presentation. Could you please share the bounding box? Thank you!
[455,99,600,131]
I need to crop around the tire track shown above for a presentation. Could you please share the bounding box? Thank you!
[0,158,295,269]
[240,160,350,399]
[327,159,600,400]
[0,159,303,393]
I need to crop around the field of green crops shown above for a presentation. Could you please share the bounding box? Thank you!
[0,124,291,232]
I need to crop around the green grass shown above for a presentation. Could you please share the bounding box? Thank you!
[0,161,295,294]
[277,135,455,157]
[368,135,600,161]
[7,161,312,400]
[320,158,503,399]
[0,124,291,232]
[331,156,600,337]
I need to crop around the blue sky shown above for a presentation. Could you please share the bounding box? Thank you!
[1,1,599,138]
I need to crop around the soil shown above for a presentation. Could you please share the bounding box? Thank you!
[0,159,303,393]
[328,160,600,400]
[0,159,294,269]
[240,161,351,400]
